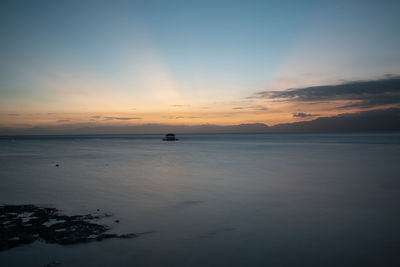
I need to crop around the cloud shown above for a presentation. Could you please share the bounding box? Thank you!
[57,119,70,123]
[251,76,400,109]
[293,112,318,118]
[250,105,268,111]
[232,105,268,111]
[7,114,20,116]
[339,95,400,109]
[104,117,142,120]
[170,104,185,107]
[91,115,101,119]
[175,116,184,119]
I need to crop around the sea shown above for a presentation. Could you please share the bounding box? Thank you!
[0,133,400,267]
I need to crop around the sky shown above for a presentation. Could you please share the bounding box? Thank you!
[1,0,400,130]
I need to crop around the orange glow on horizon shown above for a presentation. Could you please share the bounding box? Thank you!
[1,97,397,129]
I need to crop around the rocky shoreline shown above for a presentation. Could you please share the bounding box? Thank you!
[0,204,138,251]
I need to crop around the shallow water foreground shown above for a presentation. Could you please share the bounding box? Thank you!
[0,133,400,266]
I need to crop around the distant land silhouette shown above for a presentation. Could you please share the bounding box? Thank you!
[1,108,399,136]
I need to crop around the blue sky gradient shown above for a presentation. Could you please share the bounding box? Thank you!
[1,0,399,127]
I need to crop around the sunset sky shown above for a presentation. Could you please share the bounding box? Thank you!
[1,0,400,130]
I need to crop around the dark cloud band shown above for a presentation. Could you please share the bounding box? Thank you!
[253,77,400,109]
[293,113,318,118]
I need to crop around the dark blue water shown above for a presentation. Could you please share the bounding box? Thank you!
[0,133,399,266]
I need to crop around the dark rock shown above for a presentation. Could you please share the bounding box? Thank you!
[44,261,61,267]
[55,164,59,167]
[119,233,137,238]
[0,204,140,251]
[115,220,120,223]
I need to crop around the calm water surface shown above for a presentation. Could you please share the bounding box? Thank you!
[0,133,399,266]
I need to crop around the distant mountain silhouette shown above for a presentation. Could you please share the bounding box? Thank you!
[269,108,400,132]
[1,108,399,135]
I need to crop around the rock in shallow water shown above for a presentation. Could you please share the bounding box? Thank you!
[44,261,61,267]
[0,204,138,251]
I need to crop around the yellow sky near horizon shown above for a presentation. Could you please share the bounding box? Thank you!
[1,96,396,129]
